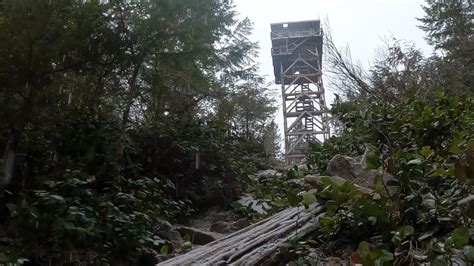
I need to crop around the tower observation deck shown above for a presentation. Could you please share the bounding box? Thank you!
[270,20,330,164]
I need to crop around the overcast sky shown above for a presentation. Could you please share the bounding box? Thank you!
[233,0,433,145]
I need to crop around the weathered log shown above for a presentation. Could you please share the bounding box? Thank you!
[158,204,324,266]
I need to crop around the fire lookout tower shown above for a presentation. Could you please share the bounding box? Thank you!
[270,20,330,164]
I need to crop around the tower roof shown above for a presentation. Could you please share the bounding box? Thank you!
[270,20,323,84]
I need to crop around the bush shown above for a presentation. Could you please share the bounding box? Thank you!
[308,93,474,264]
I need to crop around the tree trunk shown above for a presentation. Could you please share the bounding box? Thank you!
[116,63,142,163]
[1,84,33,187]
[159,204,324,265]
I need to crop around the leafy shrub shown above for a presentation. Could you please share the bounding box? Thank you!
[2,169,192,263]
[308,93,474,264]
[233,167,306,220]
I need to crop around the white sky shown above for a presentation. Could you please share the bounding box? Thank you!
[234,0,433,145]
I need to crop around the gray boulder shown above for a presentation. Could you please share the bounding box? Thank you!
[327,154,396,190]
[254,169,282,179]
[327,155,362,179]
[209,218,249,234]
[175,226,217,245]
[231,218,249,231]
[209,221,231,234]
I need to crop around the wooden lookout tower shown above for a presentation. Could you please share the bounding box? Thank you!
[270,20,330,164]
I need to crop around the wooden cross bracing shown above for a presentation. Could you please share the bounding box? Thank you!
[271,20,330,165]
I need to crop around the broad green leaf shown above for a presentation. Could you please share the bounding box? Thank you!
[319,176,332,186]
[430,259,448,266]
[449,139,462,154]
[183,233,192,242]
[17,258,30,264]
[302,193,317,209]
[366,152,380,170]
[287,191,301,207]
[421,146,433,158]
[324,200,338,212]
[464,246,474,262]
[407,159,422,165]
[450,228,469,249]
[403,225,415,236]
[358,241,370,259]
[375,250,394,266]
[160,244,169,256]
[374,175,384,193]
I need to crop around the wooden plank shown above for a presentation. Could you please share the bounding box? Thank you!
[158,205,325,266]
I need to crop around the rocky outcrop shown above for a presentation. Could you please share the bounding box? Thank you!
[327,154,394,190]
[327,155,362,180]
[254,169,282,179]
[209,218,249,234]
[175,226,218,245]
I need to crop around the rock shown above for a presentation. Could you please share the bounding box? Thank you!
[230,218,249,231]
[209,221,231,234]
[208,218,249,234]
[210,212,236,223]
[254,169,281,179]
[327,155,360,179]
[175,226,217,245]
[287,179,305,186]
[304,175,348,187]
[304,175,320,187]
[188,207,241,233]
[356,169,397,194]
[167,229,183,250]
[327,154,397,191]
[304,175,372,194]
[156,220,184,251]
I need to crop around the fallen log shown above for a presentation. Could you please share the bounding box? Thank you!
[158,204,325,266]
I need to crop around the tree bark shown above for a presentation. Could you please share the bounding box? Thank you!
[159,204,324,265]
[1,84,33,187]
[116,62,142,163]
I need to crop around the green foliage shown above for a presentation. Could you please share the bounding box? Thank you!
[3,170,190,262]
[233,168,306,220]
[418,0,473,95]
[0,0,277,263]
[352,241,394,266]
[418,0,472,54]
[309,94,474,264]
[303,2,474,264]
